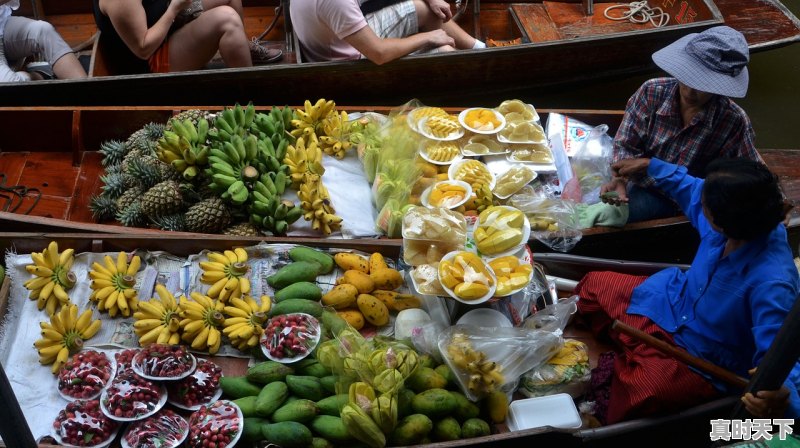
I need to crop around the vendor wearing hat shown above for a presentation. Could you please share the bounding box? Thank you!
[600,26,762,222]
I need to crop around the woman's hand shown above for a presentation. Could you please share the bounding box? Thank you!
[426,0,453,21]
[741,368,791,418]
[600,178,628,206]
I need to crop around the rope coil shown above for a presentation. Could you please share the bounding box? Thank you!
[604,1,670,28]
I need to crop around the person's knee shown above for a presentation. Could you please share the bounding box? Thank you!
[206,5,244,33]
[27,20,59,43]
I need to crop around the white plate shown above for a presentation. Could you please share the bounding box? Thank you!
[418,143,464,165]
[57,351,117,402]
[133,349,197,382]
[497,120,548,144]
[51,417,120,448]
[495,100,540,123]
[456,308,512,328]
[121,410,190,448]
[458,108,507,134]
[507,394,582,431]
[261,313,321,363]
[473,206,531,258]
[438,251,497,305]
[407,106,448,131]
[187,400,243,448]
[448,159,496,191]
[486,253,534,297]
[420,180,472,210]
[417,116,465,141]
[100,382,168,422]
[167,359,224,411]
[492,165,538,200]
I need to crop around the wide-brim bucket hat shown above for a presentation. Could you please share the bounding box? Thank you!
[652,25,749,98]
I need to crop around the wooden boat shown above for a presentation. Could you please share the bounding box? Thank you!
[2,0,799,106]
[1,105,798,264]
[0,233,746,446]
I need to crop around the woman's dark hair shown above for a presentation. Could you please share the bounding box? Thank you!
[702,158,788,240]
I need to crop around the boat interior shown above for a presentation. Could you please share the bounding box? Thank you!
[16,0,727,76]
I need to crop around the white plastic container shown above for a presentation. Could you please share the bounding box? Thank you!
[506,393,582,431]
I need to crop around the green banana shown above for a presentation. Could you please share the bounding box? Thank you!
[252,190,271,205]
[197,118,209,143]
[183,166,198,180]
[244,102,256,128]
[285,206,303,224]
[260,174,277,195]
[212,162,236,177]
[234,104,245,128]
[212,173,238,188]
[224,141,241,164]
[273,220,288,235]
[274,171,287,195]
[274,203,288,220]
[244,135,258,161]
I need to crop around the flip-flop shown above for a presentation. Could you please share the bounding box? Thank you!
[25,61,54,80]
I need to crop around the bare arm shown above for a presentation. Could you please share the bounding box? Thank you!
[343,26,453,65]
[98,0,189,60]
[425,0,452,21]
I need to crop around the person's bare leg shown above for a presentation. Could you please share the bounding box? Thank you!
[169,6,252,70]
[202,0,244,19]
[52,53,87,79]
[414,0,475,49]
[441,21,476,49]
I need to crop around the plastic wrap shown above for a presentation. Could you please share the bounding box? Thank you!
[562,124,613,205]
[51,400,120,448]
[121,409,189,448]
[186,400,242,448]
[57,350,115,401]
[167,358,223,410]
[473,206,529,257]
[519,340,591,399]
[438,325,563,401]
[132,344,196,380]
[522,295,579,334]
[508,189,582,252]
[100,370,167,421]
[402,206,467,266]
[260,312,321,362]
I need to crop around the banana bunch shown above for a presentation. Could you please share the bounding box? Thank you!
[35,304,101,373]
[199,248,250,303]
[298,173,343,235]
[319,110,352,159]
[249,107,293,153]
[207,103,257,141]
[446,332,504,397]
[283,135,325,189]
[24,241,76,316]
[133,284,182,345]
[206,133,267,206]
[156,117,210,181]
[222,295,271,351]
[179,292,225,354]
[290,98,337,139]
[250,175,302,236]
[88,251,141,318]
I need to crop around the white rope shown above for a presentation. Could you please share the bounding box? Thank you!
[604,1,670,28]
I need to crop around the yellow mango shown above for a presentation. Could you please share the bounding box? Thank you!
[368,252,389,273]
[356,294,389,326]
[334,253,370,273]
[454,282,490,300]
[337,308,365,330]
[392,293,422,311]
[322,284,359,309]
[341,270,375,294]
[370,268,404,291]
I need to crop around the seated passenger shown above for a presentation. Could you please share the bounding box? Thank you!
[291,0,485,64]
[579,157,798,424]
[0,0,87,82]
[93,0,281,74]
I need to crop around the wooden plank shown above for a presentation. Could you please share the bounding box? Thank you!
[0,153,28,186]
[68,151,105,222]
[510,4,562,42]
[714,0,800,49]
[17,152,78,200]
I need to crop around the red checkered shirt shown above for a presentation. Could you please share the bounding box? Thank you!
[612,78,761,188]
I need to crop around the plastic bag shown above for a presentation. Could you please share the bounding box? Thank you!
[519,339,591,399]
[166,358,223,410]
[122,408,189,448]
[545,112,594,158]
[522,295,579,334]
[57,350,115,401]
[52,400,120,447]
[562,124,614,205]
[437,325,563,401]
[508,186,582,252]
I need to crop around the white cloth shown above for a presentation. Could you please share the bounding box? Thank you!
[0,1,20,37]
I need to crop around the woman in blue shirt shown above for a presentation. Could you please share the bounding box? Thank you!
[577,157,798,424]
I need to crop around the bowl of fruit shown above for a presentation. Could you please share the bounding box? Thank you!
[100,370,167,421]
[186,400,243,448]
[57,350,116,401]
[167,359,223,411]
[473,205,530,258]
[121,409,189,448]
[437,251,497,305]
[260,313,321,363]
[132,344,196,381]
[51,399,120,448]
[421,180,472,210]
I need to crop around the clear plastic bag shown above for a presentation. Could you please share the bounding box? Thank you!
[121,408,189,448]
[508,188,582,252]
[437,325,563,401]
[518,339,591,399]
[522,295,579,334]
[562,124,614,205]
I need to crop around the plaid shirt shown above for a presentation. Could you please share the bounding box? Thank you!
[613,78,760,188]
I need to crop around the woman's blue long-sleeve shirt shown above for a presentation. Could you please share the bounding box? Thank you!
[627,158,800,417]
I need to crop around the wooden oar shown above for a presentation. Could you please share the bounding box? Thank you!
[611,320,749,389]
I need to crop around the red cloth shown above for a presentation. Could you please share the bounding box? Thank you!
[576,271,720,424]
[148,41,170,73]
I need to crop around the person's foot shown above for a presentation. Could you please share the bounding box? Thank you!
[25,61,54,80]
[249,39,283,64]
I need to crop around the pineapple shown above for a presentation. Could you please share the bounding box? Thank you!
[116,201,147,227]
[152,213,186,231]
[127,155,166,190]
[127,122,165,154]
[99,171,128,200]
[98,140,128,168]
[184,197,231,234]
[89,195,117,221]
[140,180,183,217]
[166,109,213,130]
[223,222,263,236]
[116,186,144,212]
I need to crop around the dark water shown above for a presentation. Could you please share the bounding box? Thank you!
[473,0,800,149]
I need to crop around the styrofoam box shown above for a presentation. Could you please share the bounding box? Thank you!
[507,393,582,431]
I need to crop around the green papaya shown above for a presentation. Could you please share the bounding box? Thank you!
[418,354,436,369]
[451,391,480,421]
[234,396,259,417]
[310,415,354,443]
[288,246,335,274]
[397,388,416,418]
[411,388,458,419]
[320,309,349,338]
[316,394,349,416]
[242,417,270,443]
[389,414,433,446]
[272,399,320,423]
[261,421,313,448]
[434,364,459,389]
[299,361,332,378]
[247,361,295,385]
[286,375,324,401]
[310,437,334,448]
[405,366,447,393]
[267,261,322,289]
[461,418,491,438]
[256,381,289,417]
[432,417,461,441]
[275,281,322,302]
[268,299,323,318]
[320,375,338,395]
[220,376,262,399]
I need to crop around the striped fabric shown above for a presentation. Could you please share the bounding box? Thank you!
[576,271,720,424]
